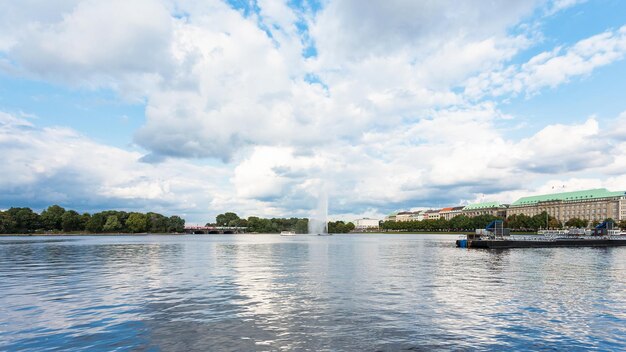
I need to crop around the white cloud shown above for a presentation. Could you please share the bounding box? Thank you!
[0,0,544,161]
[0,112,229,221]
[547,0,587,15]
[1,1,626,222]
[310,0,539,64]
[508,118,607,173]
[232,146,322,200]
[3,0,174,95]
[465,25,626,98]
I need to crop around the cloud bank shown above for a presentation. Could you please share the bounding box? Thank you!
[0,0,626,223]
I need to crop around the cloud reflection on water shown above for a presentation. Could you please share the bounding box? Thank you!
[0,235,624,350]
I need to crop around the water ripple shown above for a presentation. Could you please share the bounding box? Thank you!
[0,234,624,351]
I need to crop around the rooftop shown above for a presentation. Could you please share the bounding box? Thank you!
[463,201,503,210]
[511,188,626,206]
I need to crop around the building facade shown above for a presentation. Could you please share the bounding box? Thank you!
[395,212,413,222]
[439,207,454,220]
[462,202,508,218]
[353,218,380,230]
[449,206,465,219]
[384,189,626,225]
[410,211,425,221]
[507,188,626,224]
[423,209,440,220]
[439,206,465,220]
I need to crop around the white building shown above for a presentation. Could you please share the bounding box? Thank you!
[353,218,380,230]
[410,211,425,221]
[423,209,441,220]
[395,212,413,222]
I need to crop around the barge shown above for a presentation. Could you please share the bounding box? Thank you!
[456,220,626,249]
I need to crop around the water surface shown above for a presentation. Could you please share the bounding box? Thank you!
[0,234,624,351]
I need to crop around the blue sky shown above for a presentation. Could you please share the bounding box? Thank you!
[1,0,626,224]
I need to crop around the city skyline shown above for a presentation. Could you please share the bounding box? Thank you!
[2,0,626,223]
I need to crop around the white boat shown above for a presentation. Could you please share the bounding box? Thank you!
[280,231,296,236]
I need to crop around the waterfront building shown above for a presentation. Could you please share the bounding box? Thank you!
[449,206,465,219]
[461,202,508,218]
[395,211,413,222]
[507,188,626,223]
[438,207,454,220]
[424,209,441,220]
[439,206,466,220]
[410,211,425,221]
[353,218,380,230]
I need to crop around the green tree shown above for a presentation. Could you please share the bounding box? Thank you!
[619,220,626,230]
[548,217,562,229]
[328,221,345,233]
[216,212,240,226]
[434,218,449,231]
[40,205,66,231]
[450,215,473,230]
[0,211,16,234]
[565,217,588,228]
[126,213,147,233]
[471,215,501,230]
[531,211,550,229]
[234,218,248,228]
[246,216,274,233]
[61,210,83,232]
[116,211,130,232]
[328,221,355,233]
[295,219,309,234]
[6,207,40,233]
[167,215,185,232]
[147,212,168,233]
[85,213,106,233]
[103,215,122,232]
[80,213,91,230]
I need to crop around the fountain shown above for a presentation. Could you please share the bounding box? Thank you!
[308,187,329,235]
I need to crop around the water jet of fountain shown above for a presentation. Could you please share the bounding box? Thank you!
[308,187,328,235]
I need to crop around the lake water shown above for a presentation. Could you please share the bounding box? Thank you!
[0,234,624,351]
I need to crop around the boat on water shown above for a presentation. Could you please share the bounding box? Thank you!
[317,233,333,236]
[280,231,296,236]
[457,220,626,249]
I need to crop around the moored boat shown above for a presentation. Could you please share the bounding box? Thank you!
[456,220,626,249]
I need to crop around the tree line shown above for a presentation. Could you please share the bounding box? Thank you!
[210,212,355,233]
[382,212,625,232]
[0,205,185,234]
[382,214,502,232]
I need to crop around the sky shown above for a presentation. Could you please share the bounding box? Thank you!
[1,0,626,224]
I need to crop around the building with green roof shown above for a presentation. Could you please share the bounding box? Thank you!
[462,202,508,218]
[508,188,626,224]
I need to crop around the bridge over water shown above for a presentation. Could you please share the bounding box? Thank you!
[184,226,247,234]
